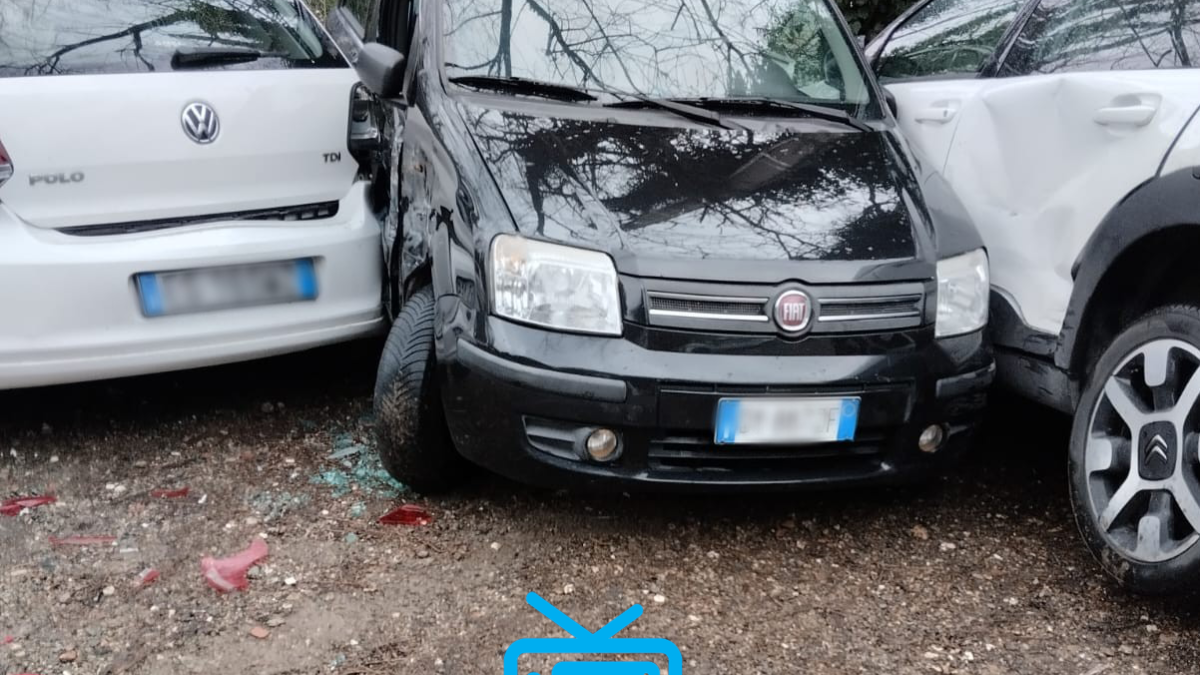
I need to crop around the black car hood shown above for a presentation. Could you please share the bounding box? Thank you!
[460,103,918,271]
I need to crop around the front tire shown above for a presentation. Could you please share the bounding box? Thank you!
[1070,305,1200,595]
[374,286,467,493]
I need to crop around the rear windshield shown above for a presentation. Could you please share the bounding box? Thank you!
[0,0,345,78]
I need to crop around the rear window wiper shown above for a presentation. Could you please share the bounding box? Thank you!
[604,94,748,132]
[680,97,873,132]
[447,75,597,102]
[171,47,289,70]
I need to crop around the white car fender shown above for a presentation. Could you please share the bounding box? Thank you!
[1157,104,1200,177]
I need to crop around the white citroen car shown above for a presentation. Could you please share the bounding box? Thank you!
[868,0,1200,593]
[0,0,385,389]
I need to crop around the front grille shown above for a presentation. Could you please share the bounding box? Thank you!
[57,201,340,237]
[818,295,923,322]
[639,280,928,335]
[647,432,887,474]
[647,292,768,321]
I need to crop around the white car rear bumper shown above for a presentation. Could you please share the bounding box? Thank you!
[0,182,384,389]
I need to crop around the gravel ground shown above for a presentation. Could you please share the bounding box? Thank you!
[2,340,1199,675]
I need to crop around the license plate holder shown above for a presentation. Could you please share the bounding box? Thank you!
[714,397,859,445]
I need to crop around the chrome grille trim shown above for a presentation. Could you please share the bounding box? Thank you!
[817,294,924,322]
[647,292,769,323]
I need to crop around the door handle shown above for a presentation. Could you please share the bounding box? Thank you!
[1094,103,1159,127]
[913,101,960,124]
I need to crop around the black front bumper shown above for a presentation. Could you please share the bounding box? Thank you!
[438,313,993,492]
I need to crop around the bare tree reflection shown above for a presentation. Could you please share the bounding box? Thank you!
[444,0,866,105]
[1005,0,1200,74]
[1,0,332,76]
[879,0,1200,79]
[464,108,911,261]
[875,0,1021,80]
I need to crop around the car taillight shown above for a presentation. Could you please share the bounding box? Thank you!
[348,83,382,158]
[348,83,387,211]
[0,137,12,190]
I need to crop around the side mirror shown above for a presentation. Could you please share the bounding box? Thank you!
[884,89,899,118]
[355,42,406,99]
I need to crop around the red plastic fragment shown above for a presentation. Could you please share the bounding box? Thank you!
[150,487,189,499]
[2,635,12,644]
[200,538,269,592]
[49,535,116,546]
[378,504,433,526]
[135,568,160,587]
[0,495,56,516]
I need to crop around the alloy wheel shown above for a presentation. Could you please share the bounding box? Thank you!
[1085,339,1200,563]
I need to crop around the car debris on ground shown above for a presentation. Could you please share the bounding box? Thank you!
[2,347,1198,674]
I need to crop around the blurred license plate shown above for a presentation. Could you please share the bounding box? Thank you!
[715,397,859,445]
[136,259,317,317]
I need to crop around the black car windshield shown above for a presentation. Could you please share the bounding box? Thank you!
[0,0,344,78]
[442,0,879,117]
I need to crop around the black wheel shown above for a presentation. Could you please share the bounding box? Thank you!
[1070,305,1200,595]
[374,285,467,493]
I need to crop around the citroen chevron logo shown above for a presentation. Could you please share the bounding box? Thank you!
[1146,434,1170,463]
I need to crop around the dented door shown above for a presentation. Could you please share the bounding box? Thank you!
[873,0,1026,169]
[943,71,1200,334]
[940,0,1200,335]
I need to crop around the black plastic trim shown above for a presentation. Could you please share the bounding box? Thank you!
[56,202,340,237]
[1059,167,1200,374]
[994,348,1075,414]
[988,290,1074,411]
[935,361,996,400]
[989,291,1057,357]
[983,0,1044,78]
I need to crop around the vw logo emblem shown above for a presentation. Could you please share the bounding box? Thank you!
[181,101,220,144]
[774,290,812,334]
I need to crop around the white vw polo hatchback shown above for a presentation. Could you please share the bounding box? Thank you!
[0,0,385,389]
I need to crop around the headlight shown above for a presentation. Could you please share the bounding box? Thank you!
[490,234,622,336]
[936,249,989,338]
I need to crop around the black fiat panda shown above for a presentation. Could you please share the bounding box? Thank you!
[329,0,994,492]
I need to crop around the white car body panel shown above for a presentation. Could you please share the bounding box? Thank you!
[0,183,382,389]
[890,71,1200,334]
[0,70,359,229]
[884,79,983,171]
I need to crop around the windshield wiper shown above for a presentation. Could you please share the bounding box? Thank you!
[171,47,288,70]
[680,97,873,132]
[604,94,747,132]
[447,75,597,102]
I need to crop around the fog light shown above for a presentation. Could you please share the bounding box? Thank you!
[585,428,620,462]
[918,424,946,453]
